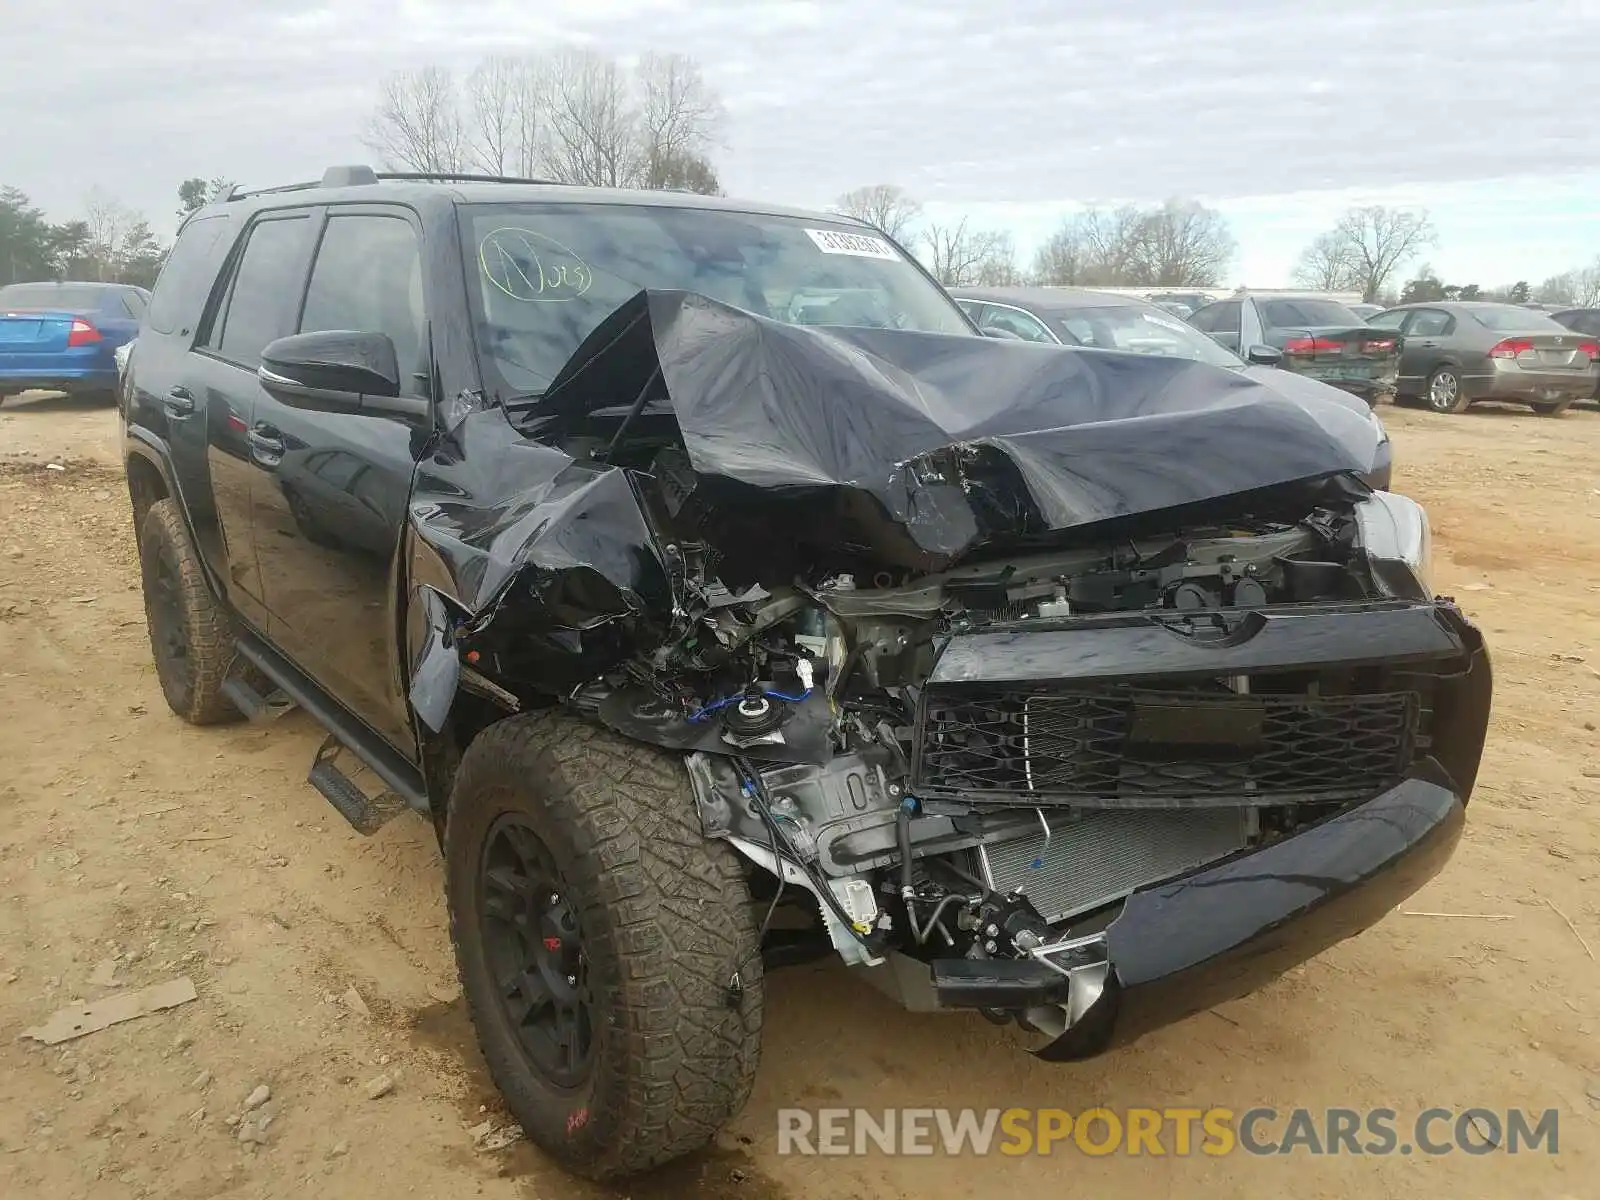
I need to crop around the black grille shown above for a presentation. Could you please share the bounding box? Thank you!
[914,685,1418,806]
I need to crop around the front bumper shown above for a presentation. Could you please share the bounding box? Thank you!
[929,773,1463,1059]
[872,597,1491,1058]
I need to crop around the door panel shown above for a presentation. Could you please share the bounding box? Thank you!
[1398,308,1450,383]
[250,209,431,753]
[187,212,319,629]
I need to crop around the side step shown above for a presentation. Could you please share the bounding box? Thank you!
[307,736,409,836]
[223,675,298,723]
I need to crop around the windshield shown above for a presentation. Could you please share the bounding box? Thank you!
[1054,303,1244,368]
[0,283,107,311]
[1260,298,1364,327]
[1468,305,1569,333]
[461,202,972,397]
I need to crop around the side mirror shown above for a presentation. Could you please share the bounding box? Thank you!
[258,331,427,418]
[1246,344,1283,366]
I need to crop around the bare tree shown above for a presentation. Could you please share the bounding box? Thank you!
[363,66,467,173]
[464,57,535,175]
[540,49,641,188]
[1130,199,1234,286]
[1029,200,1232,287]
[1292,231,1359,291]
[1030,224,1087,285]
[1536,272,1577,306]
[637,53,724,190]
[364,52,726,191]
[83,189,133,281]
[1323,206,1436,302]
[920,218,1017,287]
[834,185,923,243]
[1574,257,1600,307]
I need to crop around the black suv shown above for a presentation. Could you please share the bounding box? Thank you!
[122,166,1491,1180]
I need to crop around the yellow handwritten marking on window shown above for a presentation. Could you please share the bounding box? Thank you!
[479,228,594,302]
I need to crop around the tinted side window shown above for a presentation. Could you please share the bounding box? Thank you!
[1211,301,1241,333]
[147,215,232,336]
[1188,305,1216,332]
[299,214,428,393]
[1409,309,1451,337]
[211,216,313,365]
[1367,310,1408,331]
[980,305,1054,343]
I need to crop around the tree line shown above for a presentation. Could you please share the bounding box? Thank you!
[9,43,1599,313]
[364,50,724,193]
[832,184,1239,288]
[0,178,233,291]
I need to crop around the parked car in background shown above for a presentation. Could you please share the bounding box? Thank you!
[0,281,148,406]
[1186,292,1399,406]
[1549,307,1600,402]
[950,286,1392,489]
[1367,301,1598,416]
[1348,303,1384,321]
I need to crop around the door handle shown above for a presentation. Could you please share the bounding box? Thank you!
[247,425,285,461]
[163,386,195,419]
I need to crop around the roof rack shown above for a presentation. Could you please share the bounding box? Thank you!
[375,171,558,186]
[224,165,558,202]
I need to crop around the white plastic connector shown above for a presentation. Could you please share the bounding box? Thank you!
[795,657,815,692]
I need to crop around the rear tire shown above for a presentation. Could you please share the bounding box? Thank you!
[1531,399,1572,417]
[137,499,246,725]
[1425,367,1469,414]
[444,713,763,1181]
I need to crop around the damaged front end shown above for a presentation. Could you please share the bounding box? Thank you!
[406,290,1491,1059]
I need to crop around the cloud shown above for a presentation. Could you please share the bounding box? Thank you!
[4,0,1598,281]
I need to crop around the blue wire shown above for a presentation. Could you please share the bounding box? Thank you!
[687,688,813,723]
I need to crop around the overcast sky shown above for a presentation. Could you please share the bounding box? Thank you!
[7,0,1599,286]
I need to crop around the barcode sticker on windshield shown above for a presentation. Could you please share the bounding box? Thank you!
[804,228,901,260]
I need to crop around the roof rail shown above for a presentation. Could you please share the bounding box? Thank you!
[375,171,559,186]
[222,165,559,203]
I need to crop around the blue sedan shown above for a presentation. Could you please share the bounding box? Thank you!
[0,281,148,406]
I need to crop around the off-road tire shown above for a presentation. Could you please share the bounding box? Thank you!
[1531,399,1572,417]
[138,498,246,725]
[444,713,764,1180]
[1425,366,1469,414]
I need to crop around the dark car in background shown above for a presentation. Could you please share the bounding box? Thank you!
[0,280,148,406]
[951,286,1392,489]
[1367,301,1598,416]
[1186,293,1400,406]
[1549,307,1600,402]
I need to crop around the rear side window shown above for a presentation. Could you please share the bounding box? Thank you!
[1209,301,1241,333]
[1261,299,1362,327]
[210,216,313,365]
[1408,309,1452,337]
[299,213,429,393]
[0,283,107,310]
[147,215,232,336]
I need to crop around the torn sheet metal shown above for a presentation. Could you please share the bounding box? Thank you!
[403,288,1385,691]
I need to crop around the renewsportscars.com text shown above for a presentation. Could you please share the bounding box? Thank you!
[776,1106,1560,1157]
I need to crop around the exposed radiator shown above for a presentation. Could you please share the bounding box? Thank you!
[968,808,1251,924]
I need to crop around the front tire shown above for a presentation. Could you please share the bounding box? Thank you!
[444,714,764,1181]
[1426,366,1468,414]
[137,498,246,724]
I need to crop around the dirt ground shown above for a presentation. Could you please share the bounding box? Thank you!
[0,391,1596,1200]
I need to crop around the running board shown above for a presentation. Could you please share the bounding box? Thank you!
[231,633,430,814]
[222,674,298,723]
[308,736,409,836]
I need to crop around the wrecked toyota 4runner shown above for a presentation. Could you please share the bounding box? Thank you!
[123,170,1489,1181]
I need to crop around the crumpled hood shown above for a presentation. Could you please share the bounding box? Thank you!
[535,290,1383,566]
[405,288,1387,701]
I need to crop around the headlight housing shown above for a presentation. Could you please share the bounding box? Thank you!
[1355,490,1432,597]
